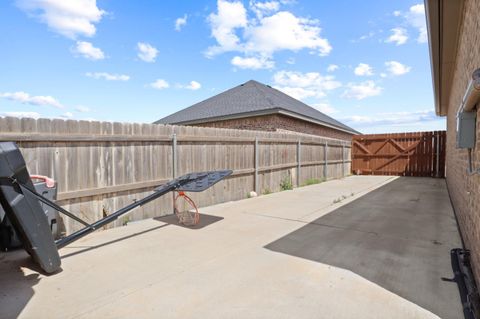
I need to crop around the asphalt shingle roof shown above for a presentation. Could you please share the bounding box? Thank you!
[154,80,358,134]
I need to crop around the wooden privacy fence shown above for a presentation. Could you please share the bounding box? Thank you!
[351,131,446,177]
[0,117,351,235]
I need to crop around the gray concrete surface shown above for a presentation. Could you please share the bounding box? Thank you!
[266,177,463,319]
[0,176,463,319]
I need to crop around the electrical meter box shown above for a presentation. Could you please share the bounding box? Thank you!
[457,111,476,148]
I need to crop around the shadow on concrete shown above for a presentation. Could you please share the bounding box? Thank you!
[154,213,223,229]
[61,223,169,259]
[0,212,222,318]
[265,177,463,319]
[61,213,223,259]
[0,250,41,319]
[445,249,477,319]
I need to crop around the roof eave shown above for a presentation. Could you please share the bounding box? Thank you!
[158,109,278,126]
[425,0,465,116]
[162,109,358,135]
[276,110,359,135]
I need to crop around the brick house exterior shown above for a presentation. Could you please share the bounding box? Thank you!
[155,80,358,141]
[196,114,354,141]
[426,0,480,283]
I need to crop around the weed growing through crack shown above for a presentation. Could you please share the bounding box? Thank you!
[333,192,355,204]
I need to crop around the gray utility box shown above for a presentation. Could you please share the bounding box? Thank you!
[0,178,59,250]
[457,111,477,149]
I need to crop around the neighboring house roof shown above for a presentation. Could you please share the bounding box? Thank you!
[154,80,359,135]
[425,0,465,116]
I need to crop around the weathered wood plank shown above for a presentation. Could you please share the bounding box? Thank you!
[1,116,351,234]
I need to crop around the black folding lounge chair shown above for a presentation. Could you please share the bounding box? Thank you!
[0,142,231,273]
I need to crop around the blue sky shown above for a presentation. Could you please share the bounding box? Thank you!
[0,0,445,133]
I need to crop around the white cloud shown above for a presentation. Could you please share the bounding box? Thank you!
[60,111,73,119]
[16,0,105,39]
[150,79,170,90]
[86,72,130,81]
[184,81,202,90]
[406,4,427,43]
[392,4,427,44]
[206,1,331,64]
[244,11,331,56]
[206,0,248,56]
[409,4,424,14]
[250,1,280,18]
[312,103,337,115]
[385,27,408,45]
[341,110,437,127]
[327,64,338,72]
[137,42,158,63]
[2,111,41,119]
[275,86,317,100]
[286,57,295,64]
[75,105,90,113]
[351,31,375,43]
[73,41,105,60]
[273,70,341,100]
[360,32,374,40]
[0,91,63,108]
[385,61,411,76]
[175,14,188,31]
[231,55,274,69]
[342,80,382,100]
[354,63,373,76]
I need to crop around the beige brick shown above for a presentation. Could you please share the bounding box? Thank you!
[445,0,480,284]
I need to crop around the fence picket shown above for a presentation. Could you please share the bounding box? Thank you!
[352,131,446,177]
[0,116,352,234]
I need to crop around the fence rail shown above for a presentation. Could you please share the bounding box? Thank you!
[0,117,351,235]
[352,131,446,177]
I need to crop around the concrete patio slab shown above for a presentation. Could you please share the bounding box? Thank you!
[267,177,463,319]
[0,176,463,319]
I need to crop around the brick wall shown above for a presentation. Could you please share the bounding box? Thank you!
[191,114,353,141]
[445,0,480,283]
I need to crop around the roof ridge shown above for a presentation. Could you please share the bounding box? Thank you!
[154,79,359,134]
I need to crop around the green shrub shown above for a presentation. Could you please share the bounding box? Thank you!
[263,188,272,195]
[280,176,293,191]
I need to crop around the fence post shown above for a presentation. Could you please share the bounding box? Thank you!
[342,144,345,177]
[435,132,440,178]
[297,140,301,187]
[254,137,259,194]
[172,133,177,178]
[324,142,328,180]
[172,133,177,214]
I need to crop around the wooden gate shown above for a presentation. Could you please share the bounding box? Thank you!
[352,131,446,177]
